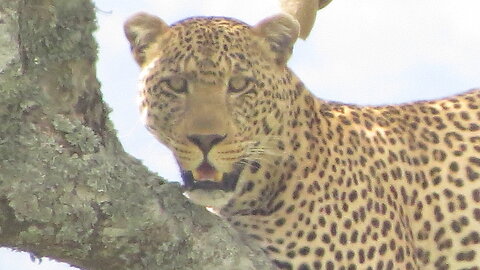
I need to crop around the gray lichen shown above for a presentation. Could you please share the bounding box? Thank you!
[0,0,274,269]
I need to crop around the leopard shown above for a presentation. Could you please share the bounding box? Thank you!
[124,12,480,270]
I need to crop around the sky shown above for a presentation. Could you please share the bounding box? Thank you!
[1,0,479,269]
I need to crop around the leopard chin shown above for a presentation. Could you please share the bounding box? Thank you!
[183,189,234,208]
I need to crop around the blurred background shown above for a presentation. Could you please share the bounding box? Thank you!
[1,0,479,269]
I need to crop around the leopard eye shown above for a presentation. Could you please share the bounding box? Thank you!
[228,76,252,94]
[161,76,188,94]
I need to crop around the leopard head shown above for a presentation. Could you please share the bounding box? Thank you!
[124,13,299,208]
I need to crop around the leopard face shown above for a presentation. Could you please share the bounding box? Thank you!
[125,13,480,270]
[124,13,299,208]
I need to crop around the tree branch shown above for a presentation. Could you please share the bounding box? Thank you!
[280,0,333,39]
[0,1,274,269]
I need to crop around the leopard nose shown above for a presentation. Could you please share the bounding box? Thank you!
[187,134,227,155]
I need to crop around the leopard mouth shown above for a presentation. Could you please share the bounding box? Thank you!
[181,161,244,191]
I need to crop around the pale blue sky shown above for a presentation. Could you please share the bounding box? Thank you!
[2,0,479,269]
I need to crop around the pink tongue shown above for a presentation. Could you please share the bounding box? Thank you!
[196,162,217,181]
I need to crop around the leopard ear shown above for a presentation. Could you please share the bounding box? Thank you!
[124,12,169,66]
[253,14,300,65]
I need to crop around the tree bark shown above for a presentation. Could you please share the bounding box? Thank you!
[0,1,274,269]
[280,0,333,39]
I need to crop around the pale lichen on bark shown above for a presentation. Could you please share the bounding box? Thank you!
[0,0,274,269]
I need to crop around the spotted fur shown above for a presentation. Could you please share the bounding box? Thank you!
[125,13,480,269]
